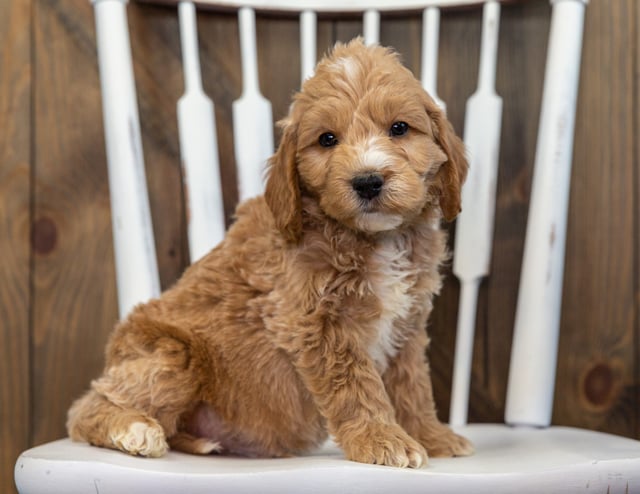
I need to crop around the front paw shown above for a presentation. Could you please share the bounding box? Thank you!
[418,424,474,458]
[342,423,428,468]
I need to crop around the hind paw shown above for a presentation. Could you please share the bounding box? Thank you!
[111,421,168,457]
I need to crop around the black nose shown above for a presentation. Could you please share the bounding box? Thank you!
[351,173,384,200]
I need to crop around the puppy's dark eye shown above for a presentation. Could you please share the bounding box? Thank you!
[318,132,338,148]
[390,121,409,137]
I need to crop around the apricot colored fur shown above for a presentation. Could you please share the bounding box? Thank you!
[67,39,473,468]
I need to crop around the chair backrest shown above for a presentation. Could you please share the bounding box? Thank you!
[89,0,588,431]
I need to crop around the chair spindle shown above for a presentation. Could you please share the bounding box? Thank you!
[451,0,503,427]
[505,0,588,427]
[177,1,226,262]
[92,0,161,318]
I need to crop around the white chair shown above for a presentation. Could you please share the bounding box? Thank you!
[14,1,640,493]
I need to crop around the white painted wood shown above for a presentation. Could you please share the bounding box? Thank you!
[421,7,445,111]
[449,279,479,426]
[300,10,317,83]
[15,425,640,493]
[232,7,274,201]
[92,0,160,318]
[174,0,513,12]
[451,0,502,427]
[363,9,380,45]
[177,1,226,263]
[505,0,588,428]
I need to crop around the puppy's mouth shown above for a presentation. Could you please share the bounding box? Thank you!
[357,195,382,213]
[354,210,403,233]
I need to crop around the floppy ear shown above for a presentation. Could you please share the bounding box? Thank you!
[427,103,469,221]
[264,121,302,243]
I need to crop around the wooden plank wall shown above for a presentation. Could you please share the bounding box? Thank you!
[1,0,638,492]
[0,0,32,491]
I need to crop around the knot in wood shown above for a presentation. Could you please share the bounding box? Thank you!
[582,362,615,409]
[31,216,58,255]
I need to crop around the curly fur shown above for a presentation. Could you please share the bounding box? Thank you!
[67,39,472,468]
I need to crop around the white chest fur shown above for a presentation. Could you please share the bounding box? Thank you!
[367,236,415,373]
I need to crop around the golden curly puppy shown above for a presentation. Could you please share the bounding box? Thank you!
[68,39,472,468]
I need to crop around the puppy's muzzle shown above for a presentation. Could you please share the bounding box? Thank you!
[352,173,384,200]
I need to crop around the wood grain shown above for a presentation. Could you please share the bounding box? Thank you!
[553,0,638,437]
[0,1,32,492]
[31,0,118,445]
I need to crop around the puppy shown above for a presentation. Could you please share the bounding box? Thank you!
[67,38,472,468]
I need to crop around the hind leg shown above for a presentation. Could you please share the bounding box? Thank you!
[68,391,168,457]
[67,314,210,456]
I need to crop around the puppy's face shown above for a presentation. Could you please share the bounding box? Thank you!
[265,40,468,241]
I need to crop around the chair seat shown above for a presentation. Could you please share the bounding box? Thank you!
[14,424,640,494]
